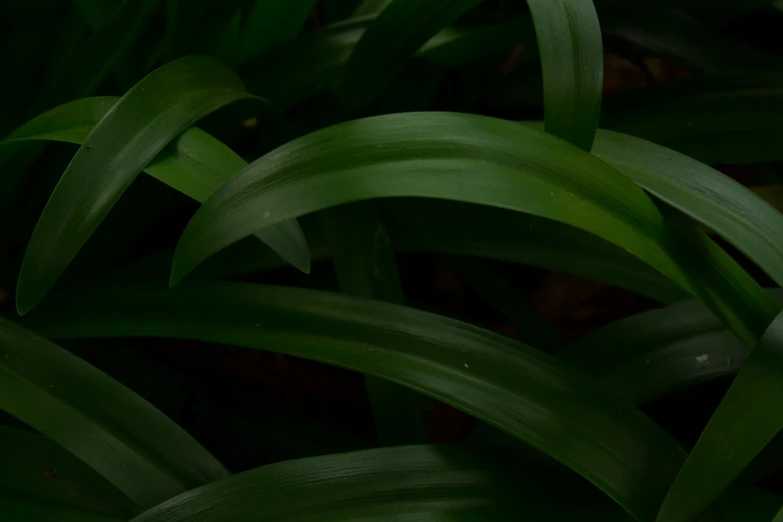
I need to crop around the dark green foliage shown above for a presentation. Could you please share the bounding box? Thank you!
[1,1,783,521]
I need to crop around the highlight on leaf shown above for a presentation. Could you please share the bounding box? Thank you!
[2,2,783,522]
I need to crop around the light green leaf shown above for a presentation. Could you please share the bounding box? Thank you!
[3,96,310,278]
[25,281,687,521]
[0,317,229,508]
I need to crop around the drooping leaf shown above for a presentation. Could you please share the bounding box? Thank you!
[0,425,138,518]
[127,445,637,522]
[321,202,427,445]
[169,112,775,347]
[0,317,229,508]
[25,281,687,521]
[113,198,688,304]
[14,56,269,315]
[2,96,310,277]
[588,129,783,318]
[656,311,783,522]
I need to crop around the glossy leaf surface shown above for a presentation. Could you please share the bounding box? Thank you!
[27,281,687,521]
[171,112,775,348]
[3,96,310,276]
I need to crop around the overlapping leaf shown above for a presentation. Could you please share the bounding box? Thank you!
[656,311,783,522]
[169,112,776,347]
[0,317,229,508]
[3,96,310,278]
[26,281,687,521]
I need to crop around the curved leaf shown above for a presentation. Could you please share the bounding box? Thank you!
[341,0,602,149]
[656,311,783,522]
[26,281,687,521]
[3,96,310,277]
[527,0,603,150]
[12,57,281,314]
[0,425,138,518]
[169,112,775,347]
[589,129,783,315]
[115,199,688,304]
[0,316,229,508]
[127,445,635,522]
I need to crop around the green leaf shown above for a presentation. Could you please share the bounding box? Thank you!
[0,317,229,508]
[127,445,636,521]
[3,96,310,278]
[25,281,687,521]
[169,112,775,347]
[114,198,688,304]
[528,0,603,150]
[448,256,565,353]
[0,425,138,518]
[656,311,783,522]
[321,202,428,445]
[589,129,783,331]
[560,290,783,404]
[13,56,267,315]
[0,496,121,522]
[602,75,783,164]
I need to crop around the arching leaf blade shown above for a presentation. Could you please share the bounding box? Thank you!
[25,281,687,521]
[170,112,774,347]
[591,129,783,304]
[0,317,229,508]
[527,0,603,150]
[2,96,310,276]
[14,57,286,315]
